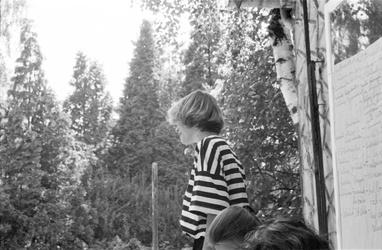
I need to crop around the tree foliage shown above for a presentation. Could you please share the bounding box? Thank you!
[179,0,223,96]
[140,0,302,243]
[109,20,163,178]
[0,0,26,102]
[0,2,308,249]
[101,19,191,248]
[331,0,382,64]
[63,52,113,146]
[0,21,71,249]
[218,8,301,218]
[137,0,188,47]
[0,21,100,250]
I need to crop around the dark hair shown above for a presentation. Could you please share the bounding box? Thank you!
[209,206,261,246]
[246,217,330,250]
[167,90,224,134]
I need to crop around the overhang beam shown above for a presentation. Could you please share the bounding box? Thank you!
[227,0,295,9]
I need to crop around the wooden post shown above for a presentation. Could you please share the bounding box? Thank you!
[302,0,328,239]
[152,162,159,250]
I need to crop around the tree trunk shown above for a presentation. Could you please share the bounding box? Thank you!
[269,8,298,126]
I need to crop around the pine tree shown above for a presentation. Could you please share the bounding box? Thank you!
[87,62,113,145]
[0,21,94,248]
[0,21,64,248]
[4,20,46,193]
[63,52,112,146]
[95,20,167,245]
[0,0,26,104]
[63,52,88,137]
[110,20,163,178]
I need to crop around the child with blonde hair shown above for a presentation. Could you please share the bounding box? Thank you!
[167,90,249,250]
[208,206,261,250]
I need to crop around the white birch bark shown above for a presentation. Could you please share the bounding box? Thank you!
[270,10,299,125]
[226,1,299,125]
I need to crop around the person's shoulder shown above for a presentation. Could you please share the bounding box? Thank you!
[201,135,228,146]
[199,136,235,159]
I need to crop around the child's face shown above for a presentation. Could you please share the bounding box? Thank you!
[174,122,197,145]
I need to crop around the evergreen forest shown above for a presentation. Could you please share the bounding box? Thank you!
[0,0,307,249]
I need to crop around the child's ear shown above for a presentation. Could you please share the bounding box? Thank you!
[184,146,194,157]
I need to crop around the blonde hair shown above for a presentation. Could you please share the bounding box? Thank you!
[167,90,224,134]
[209,206,261,246]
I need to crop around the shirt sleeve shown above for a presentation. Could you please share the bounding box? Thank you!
[188,137,230,215]
[222,152,249,206]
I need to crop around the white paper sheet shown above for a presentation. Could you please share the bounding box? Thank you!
[332,37,382,249]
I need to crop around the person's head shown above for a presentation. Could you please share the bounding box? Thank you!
[245,217,330,250]
[167,90,224,145]
[209,206,261,250]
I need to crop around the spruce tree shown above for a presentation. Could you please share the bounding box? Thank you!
[93,20,193,247]
[87,62,113,145]
[0,21,70,248]
[63,52,112,146]
[63,52,88,137]
[110,20,163,178]
[0,21,101,248]
[4,21,46,194]
[0,0,26,104]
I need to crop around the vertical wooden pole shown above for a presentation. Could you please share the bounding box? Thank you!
[152,162,159,250]
[302,0,328,239]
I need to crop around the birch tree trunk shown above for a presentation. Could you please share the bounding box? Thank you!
[268,8,298,125]
[227,2,299,126]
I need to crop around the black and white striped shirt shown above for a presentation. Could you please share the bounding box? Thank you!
[180,135,249,239]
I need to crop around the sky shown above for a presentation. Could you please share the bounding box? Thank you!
[26,0,151,103]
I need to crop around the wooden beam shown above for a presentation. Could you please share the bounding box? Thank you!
[152,162,159,250]
[302,0,328,239]
[227,0,295,9]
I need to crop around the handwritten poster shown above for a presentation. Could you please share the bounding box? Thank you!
[332,37,382,249]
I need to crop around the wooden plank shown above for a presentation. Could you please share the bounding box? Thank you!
[227,0,295,9]
[302,0,328,239]
[152,162,158,250]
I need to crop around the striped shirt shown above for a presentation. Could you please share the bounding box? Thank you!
[180,135,249,239]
